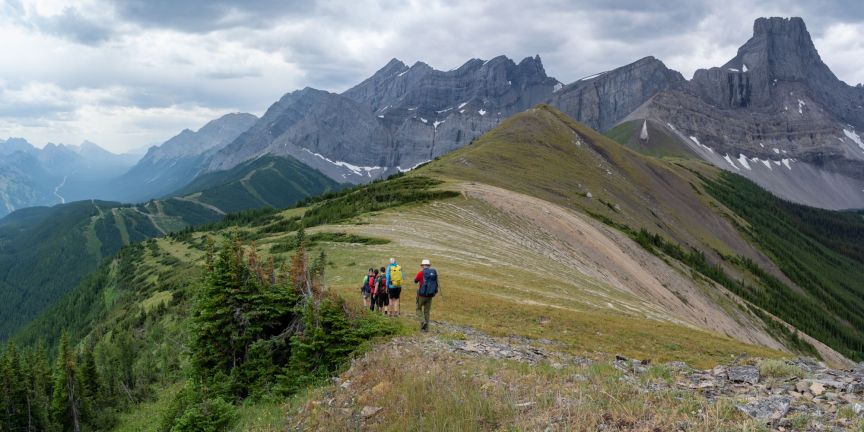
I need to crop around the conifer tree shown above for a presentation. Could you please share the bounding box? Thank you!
[51,332,84,432]
[23,342,52,432]
[1,342,29,431]
[80,348,99,400]
[191,236,299,397]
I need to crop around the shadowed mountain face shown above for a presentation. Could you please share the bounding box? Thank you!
[628,17,864,209]
[108,112,259,203]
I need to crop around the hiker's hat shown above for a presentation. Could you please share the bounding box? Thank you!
[389,257,396,264]
[421,259,431,266]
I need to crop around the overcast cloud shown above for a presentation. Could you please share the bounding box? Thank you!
[1,0,863,153]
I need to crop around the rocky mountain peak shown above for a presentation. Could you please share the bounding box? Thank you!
[723,16,832,83]
[516,55,548,80]
[753,16,807,38]
[0,138,36,155]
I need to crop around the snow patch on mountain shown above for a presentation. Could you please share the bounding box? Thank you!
[304,149,382,177]
[397,159,432,173]
[844,129,864,151]
[690,136,713,153]
[723,154,740,170]
[737,154,752,170]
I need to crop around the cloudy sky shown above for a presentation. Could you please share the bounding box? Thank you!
[1,0,863,153]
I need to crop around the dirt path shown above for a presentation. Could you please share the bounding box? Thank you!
[133,206,167,236]
[172,195,226,215]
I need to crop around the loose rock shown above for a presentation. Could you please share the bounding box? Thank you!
[360,406,382,418]
[736,396,792,423]
[727,365,760,385]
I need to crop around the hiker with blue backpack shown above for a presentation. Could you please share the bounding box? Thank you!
[386,258,404,317]
[414,259,439,332]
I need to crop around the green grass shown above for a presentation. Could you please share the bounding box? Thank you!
[758,359,807,379]
[312,198,784,368]
[114,383,184,432]
[141,290,173,313]
[605,119,698,159]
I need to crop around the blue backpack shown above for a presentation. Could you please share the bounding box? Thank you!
[420,267,439,297]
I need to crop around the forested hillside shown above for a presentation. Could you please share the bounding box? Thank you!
[0,156,340,340]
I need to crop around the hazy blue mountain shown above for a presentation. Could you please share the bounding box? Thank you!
[0,139,140,216]
[108,112,258,202]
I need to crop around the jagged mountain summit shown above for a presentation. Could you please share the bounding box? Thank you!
[206,55,562,182]
[628,17,864,209]
[198,16,863,209]
[202,54,683,185]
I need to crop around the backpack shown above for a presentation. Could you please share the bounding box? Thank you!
[368,275,376,294]
[361,275,371,293]
[390,265,403,288]
[420,267,438,297]
[376,276,387,294]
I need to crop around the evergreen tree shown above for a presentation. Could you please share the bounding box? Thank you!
[51,332,84,432]
[190,236,299,397]
[23,342,52,432]
[1,342,29,431]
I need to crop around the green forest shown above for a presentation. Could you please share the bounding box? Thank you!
[1,232,397,431]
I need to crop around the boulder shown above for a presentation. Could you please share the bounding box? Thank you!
[810,382,826,396]
[736,396,792,423]
[727,365,761,385]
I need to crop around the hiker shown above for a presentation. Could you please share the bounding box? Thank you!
[386,258,404,317]
[375,266,390,315]
[414,259,439,332]
[361,268,374,309]
[369,269,379,312]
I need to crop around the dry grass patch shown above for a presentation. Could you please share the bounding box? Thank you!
[291,337,768,431]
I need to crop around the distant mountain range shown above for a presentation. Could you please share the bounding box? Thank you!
[0,138,139,217]
[192,16,864,209]
[3,16,862,217]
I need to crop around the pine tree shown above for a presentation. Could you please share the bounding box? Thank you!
[190,236,300,397]
[23,342,52,432]
[51,332,84,432]
[1,342,29,431]
[81,347,100,406]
